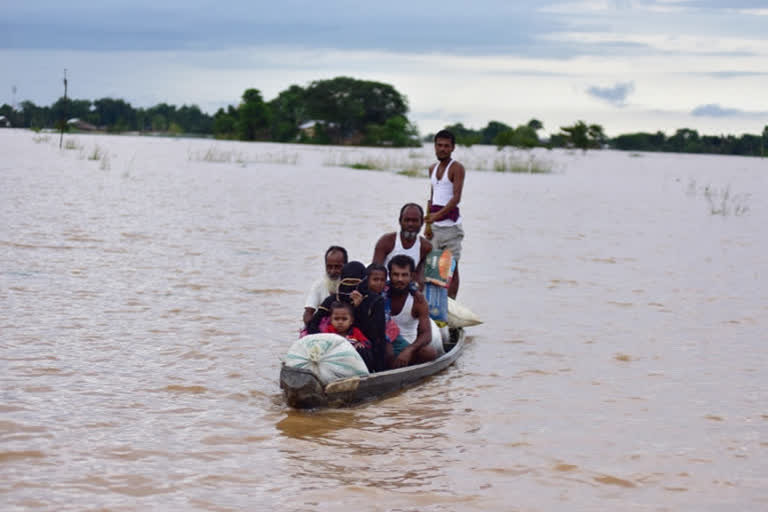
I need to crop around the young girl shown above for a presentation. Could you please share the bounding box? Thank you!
[323,301,374,371]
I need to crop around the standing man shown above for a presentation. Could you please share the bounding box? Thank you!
[386,255,437,368]
[372,203,433,288]
[426,129,465,299]
[302,246,347,326]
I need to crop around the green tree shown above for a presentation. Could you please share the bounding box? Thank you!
[363,115,420,147]
[527,118,543,131]
[480,121,512,144]
[494,124,539,149]
[50,97,92,124]
[303,77,408,143]
[151,114,167,132]
[268,85,307,142]
[560,121,590,151]
[213,107,237,139]
[444,123,482,146]
[173,104,211,134]
[20,100,51,129]
[0,103,16,126]
[587,124,606,148]
[145,103,177,132]
[237,88,271,141]
[93,98,136,131]
[612,131,666,151]
[667,128,700,153]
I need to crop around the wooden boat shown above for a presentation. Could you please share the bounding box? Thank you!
[280,328,465,409]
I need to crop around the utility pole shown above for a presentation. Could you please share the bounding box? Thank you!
[59,69,68,149]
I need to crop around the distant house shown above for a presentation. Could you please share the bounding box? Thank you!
[67,118,98,131]
[0,115,10,128]
[298,120,344,142]
[298,120,322,138]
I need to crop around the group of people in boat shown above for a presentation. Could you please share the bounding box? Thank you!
[299,130,466,373]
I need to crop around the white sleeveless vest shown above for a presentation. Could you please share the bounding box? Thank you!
[430,159,462,226]
[384,234,421,271]
[391,293,418,343]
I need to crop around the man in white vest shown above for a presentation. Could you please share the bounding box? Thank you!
[372,203,432,287]
[386,255,437,368]
[426,129,465,299]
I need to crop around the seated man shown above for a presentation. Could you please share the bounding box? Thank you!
[372,203,432,288]
[386,255,438,368]
[303,245,347,327]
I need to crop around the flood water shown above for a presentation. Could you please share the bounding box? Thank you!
[1,130,767,511]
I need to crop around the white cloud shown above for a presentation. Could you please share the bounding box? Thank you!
[1,1,767,137]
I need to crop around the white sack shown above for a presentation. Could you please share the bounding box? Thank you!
[429,319,446,357]
[284,334,369,385]
[447,298,483,328]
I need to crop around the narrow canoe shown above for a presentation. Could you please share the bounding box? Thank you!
[280,328,466,409]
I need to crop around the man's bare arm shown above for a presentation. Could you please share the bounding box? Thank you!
[372,233,396,265]
[414,238,432,289]
[410,293,433,352]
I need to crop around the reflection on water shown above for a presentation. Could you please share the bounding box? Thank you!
[274,393,457,500]
[2,130,767,510]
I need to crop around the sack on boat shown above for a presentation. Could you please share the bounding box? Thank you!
[429,319,446,356]
[284,334,369,385]
[425,282,449,322]
[446,298,483,328]
[424,249,455,288]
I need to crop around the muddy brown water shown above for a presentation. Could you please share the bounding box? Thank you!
[2,131,766,510]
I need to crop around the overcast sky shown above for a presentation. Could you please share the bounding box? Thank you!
[2,0,766,136]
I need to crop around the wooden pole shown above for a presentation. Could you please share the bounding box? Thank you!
[59,69,67,149]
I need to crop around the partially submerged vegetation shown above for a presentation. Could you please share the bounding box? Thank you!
[492,152,554,174]
[323,150,428,171]
[187,145,299,165]
[687,179,751,216]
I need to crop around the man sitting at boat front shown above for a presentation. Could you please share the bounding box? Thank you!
[386,255,437,368]
[303,245,347,327]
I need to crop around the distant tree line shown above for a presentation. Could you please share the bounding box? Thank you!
[2,76,766,155]
[426,120,768,157]
[611,127,768,157]
[427,119,608,151]
[0,98,213,135]
[0,76,420,147]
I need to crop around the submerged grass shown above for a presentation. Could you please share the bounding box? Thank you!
[63,139,82,151]
[491,152,554,174]
[687,179,751,216]
[88,145,103,161]
[345,162,378,170]
[188,145,299,165]
[397,168,424,178]
[324,150,431,172]
[99,152,111,171]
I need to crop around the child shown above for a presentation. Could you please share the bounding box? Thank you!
[365,263,397,370]
[365,263,387,294]
[323,301,374,371]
